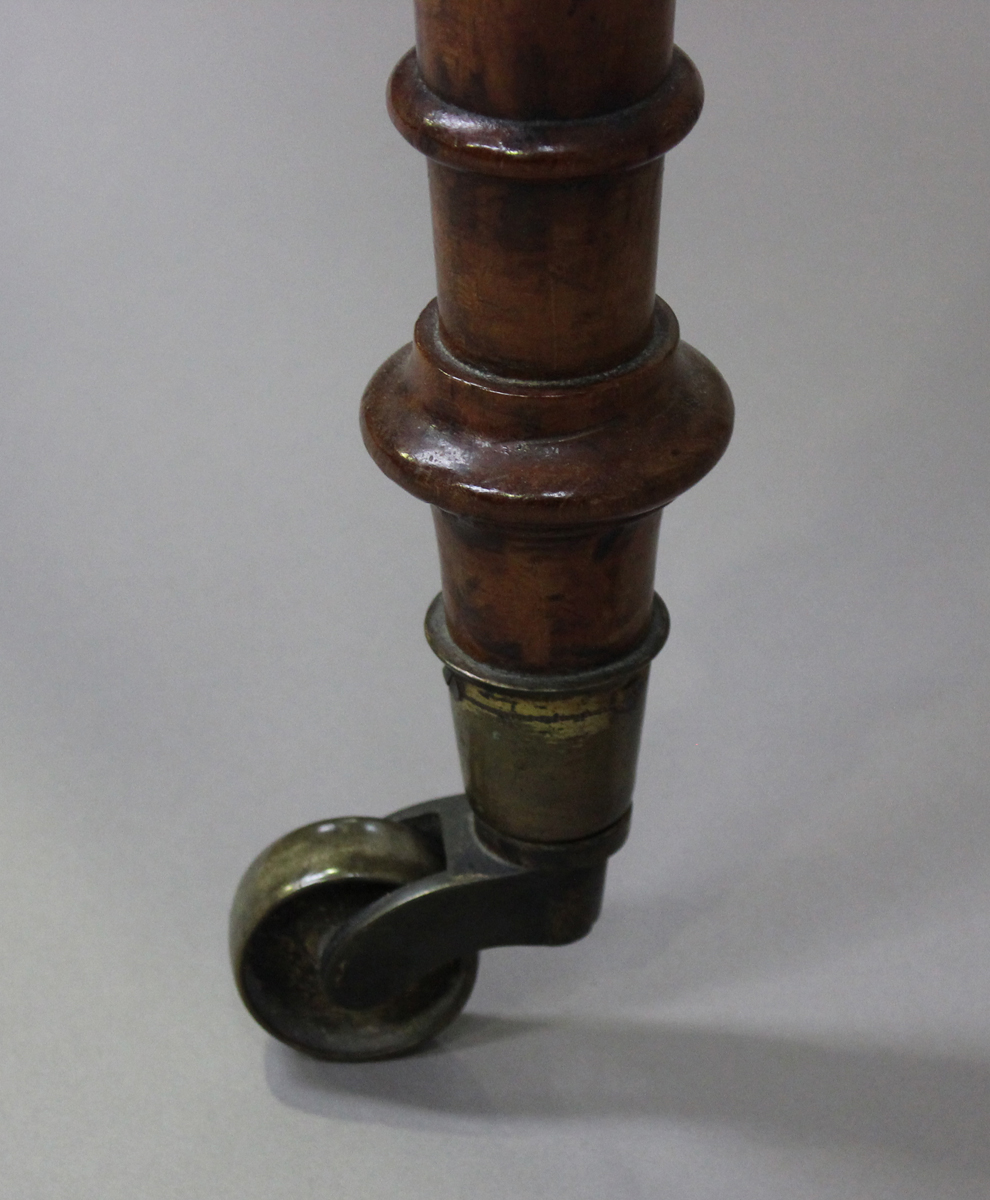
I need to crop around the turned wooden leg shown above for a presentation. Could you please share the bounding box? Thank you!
[231,0,732,1061]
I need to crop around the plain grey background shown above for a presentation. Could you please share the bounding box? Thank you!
[1,1,988,1196]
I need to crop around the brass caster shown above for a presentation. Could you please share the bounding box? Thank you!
[232,794,628,1061]
[230,817,478,1061]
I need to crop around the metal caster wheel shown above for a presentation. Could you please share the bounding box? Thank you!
[230,816,478,1061]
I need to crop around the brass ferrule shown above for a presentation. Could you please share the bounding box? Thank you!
[425,593,669,843]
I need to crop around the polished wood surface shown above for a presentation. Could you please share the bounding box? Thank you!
[363,0,732,683]
[414,0,675,119]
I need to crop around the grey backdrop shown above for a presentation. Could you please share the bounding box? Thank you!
[1,2,988,1197]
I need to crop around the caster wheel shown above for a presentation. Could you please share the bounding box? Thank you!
[230,816,478,1061]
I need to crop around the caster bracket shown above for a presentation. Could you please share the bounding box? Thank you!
[320,794,622,1009]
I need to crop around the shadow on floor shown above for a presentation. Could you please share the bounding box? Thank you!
[267,1013,990,1173]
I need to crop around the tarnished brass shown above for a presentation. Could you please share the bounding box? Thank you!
[322,794,613,1009]
[426,592,669,842]
[447,673,647,842]
[230,818,478,1061]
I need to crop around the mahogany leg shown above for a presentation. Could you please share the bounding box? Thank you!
[230,0,732,1061]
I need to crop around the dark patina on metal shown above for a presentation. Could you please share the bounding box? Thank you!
[230,817,478,1061]
[230,796,623,1059]
[427,592,669,842]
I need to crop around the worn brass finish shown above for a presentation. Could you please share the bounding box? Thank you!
[230,818,478,1060]
[448,671,647,843]
[426,593,670,843]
